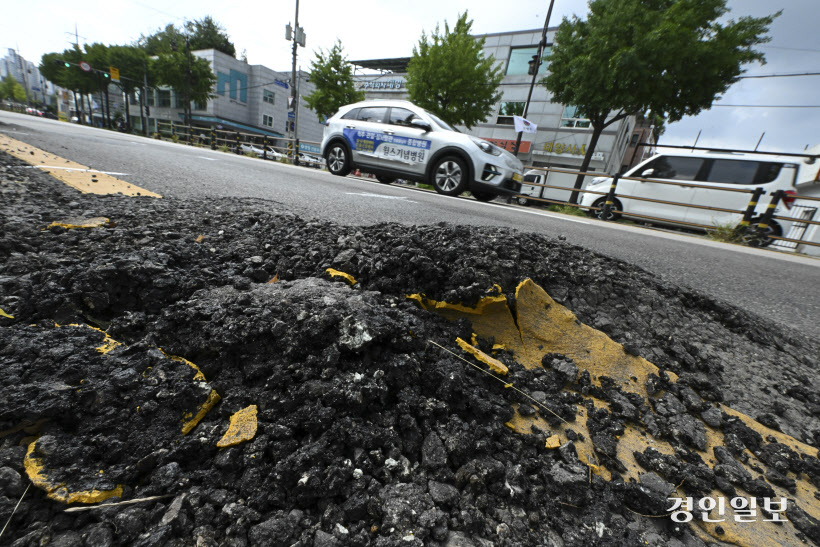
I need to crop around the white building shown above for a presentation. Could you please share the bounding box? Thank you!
[127,49,325,153]
[1,48,54,105]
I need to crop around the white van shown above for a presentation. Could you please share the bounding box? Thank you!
[518,169,592,206]
[578,152,814,242]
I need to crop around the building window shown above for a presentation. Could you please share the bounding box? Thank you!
[173,93,185,109]
[146,90,155,107]
[631,133,640,146]
[506,46,551,76]
[560,105,591,128]
[157,90,171,108]
[263,90,275,104]
[262,114,273,127]
[194,100,207,111]
[496,101,525,125]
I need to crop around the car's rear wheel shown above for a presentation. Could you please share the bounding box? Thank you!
[376,175,395,184]
[326,143,351,176]
[590,197,622,221]
[431,156,468,196]
[517,196,529,206]
[741,219,782,248]
[471,190,497,202]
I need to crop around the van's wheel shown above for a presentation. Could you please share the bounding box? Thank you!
[431,156,468,196]
[742,219,782,248]
[591,197,622,220]
[325,142,351,176]
[471,190,497,202]
[376,175,395,184]
[517,197,529,206]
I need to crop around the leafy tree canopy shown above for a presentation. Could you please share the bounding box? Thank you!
[0,75,27,102]
[108,45,152,92]
[153,51,217,125]
[304,40,364,120]
[406,12,503,129]
[542,0,779,201]
[138,16,235,57]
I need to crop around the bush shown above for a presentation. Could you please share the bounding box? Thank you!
[218,145,231,153]
[706,223,742,244]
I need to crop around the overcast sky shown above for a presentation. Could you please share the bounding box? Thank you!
[3,0,818,153]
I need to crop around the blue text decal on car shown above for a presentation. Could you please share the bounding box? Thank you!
[344,128,431,154]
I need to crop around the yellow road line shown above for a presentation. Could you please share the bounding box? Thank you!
[0,134,161,198]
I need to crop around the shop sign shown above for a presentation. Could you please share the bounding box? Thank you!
[482,138,531,154]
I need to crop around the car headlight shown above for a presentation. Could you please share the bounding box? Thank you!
[470,137,503,156]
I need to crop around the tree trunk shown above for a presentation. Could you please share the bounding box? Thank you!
[569,124,605,205]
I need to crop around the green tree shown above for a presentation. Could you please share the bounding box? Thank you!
[543,0,779,203]
[185,16,236,57]
[153,49,217,126]
[138,16,235,57]
[0,75,27,102]
[406,12,503,129]
[304,40,364,120]
[109,45,152,128]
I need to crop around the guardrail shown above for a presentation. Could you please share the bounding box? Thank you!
[153,121,323,168]
[517,165,820,251]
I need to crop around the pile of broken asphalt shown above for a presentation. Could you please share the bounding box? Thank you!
[0,150,819,547]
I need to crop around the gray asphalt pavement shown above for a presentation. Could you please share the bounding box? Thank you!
[3,110,819,339]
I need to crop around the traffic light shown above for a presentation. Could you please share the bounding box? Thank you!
[527,55,540,76]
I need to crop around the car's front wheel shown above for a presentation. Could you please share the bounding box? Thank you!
[326,143,351,176]
[431,156,468,196]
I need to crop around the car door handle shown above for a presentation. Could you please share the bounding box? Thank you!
[383,130,395,135]
[345,125,356,129]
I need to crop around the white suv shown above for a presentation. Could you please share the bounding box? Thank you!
[579,152,803,242]
[321,100,524,201]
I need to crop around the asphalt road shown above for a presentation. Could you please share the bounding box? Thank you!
[3,110,819,339]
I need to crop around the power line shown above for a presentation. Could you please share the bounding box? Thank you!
[760,44,820,53]
[711,104,820,108]
[738,71,820,79]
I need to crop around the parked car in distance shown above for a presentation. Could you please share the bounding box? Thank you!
[579,151,806,245]
[240,144,283,160]
[321,99,523,201]
[298,153,323,168]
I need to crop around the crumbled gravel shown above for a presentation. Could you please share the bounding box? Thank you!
[1,151,819,547]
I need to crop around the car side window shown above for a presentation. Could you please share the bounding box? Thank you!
[388,108,418,127]
[705,159,761,185]
[648,156,704,180]
[356,107,388,123]
[341,108,360,120]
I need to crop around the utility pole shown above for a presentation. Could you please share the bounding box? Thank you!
[286,0,305,165]
[513,1,555,158]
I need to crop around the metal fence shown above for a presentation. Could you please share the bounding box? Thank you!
[516,164,820,251]
[153,121,323,168]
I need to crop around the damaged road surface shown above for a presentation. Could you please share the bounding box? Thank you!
[1,149,819,547]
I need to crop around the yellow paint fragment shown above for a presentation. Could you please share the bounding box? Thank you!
[0,308,13,319]
[416,278,820,547]
[181,390,221,435]
[0,134,160,197]
[217,405,258,448]
[46,217,109,230]
[267,273,280,284]
[195,235,206,243]
[24,439,123,504]
[456,337,508,375]
[545,435,561,449]
[159,349,206,381]
[326,268,357,285]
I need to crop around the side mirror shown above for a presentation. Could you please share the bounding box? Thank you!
[411,119,432,132]
[640,168,655,178]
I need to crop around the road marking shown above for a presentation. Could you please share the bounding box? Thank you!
[198,156,218,161]
[0,134,160,198]
[130,142,146,146]
[25,165,132,176]
[346,192,416,202]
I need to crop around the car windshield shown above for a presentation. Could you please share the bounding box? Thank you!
[425,110,459,133]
